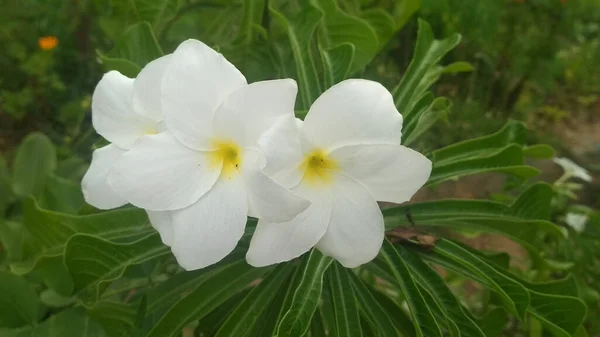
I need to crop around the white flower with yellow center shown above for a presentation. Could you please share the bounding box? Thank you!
[81,54,171,210]
[246,79,432,268]
[106,40,309,270]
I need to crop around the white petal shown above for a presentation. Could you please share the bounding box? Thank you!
[330,144,432,203]
[162,39,247,150]
[213,79,298,146]
[257,116,305,187]
[133,54,172,122]
[244,170,310,222]
[170,174,248,270]
[146,210,173,246]
[316,174,384,268]
[107,132,220,211]
[81,144,128,210]
[302,79,402,150]
[246,183,331,267]
[92,71,157,149]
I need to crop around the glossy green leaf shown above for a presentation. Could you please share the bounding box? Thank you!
[392,20,461,112]
[427,144,540,186]
[430,120,528,165]
[193,290,251,337]
[12,132,56,198]
[396,245,486,337]
[277,250,333,337]
[349,272,399,337]
[132,0,180,32]
[65,233,169,304]
[39,289,75,307]
[0,308,104,337]
[147,260,268,337]
[326,263,362,337]
[379,240,443,337]
[98,21,163,77]
[0,272,40,328]
[214,263,294,337]
[11,198,150,275]
[320,43,355,88]
[270,5,322,109]
[311,0,378,73]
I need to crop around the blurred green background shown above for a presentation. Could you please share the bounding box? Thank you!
[2,0,599,173]
[1,0,599,335]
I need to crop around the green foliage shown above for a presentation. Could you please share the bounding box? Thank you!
[0,0,598,337]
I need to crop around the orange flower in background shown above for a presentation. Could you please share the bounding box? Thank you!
[38,36,58,50]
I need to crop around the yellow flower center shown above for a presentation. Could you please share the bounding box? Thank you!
[210,140,242,179]
[301,149,338,185]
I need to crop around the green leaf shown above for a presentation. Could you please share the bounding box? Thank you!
[349,273,399,337]
[392,20,460,112]
[0,308,105,337]
[237,0,265,45]
[87,301,137,337]
[250,264,298,337]
[523,144,555,159]
[270,5,322,109]
[427,145,540,186]
[393,0,421,31]
[147,260,269,337]
[131,0,180,33]
[423,243,586,336]
[320,43,355,88]
[326,263,362,337]
[379,240,443,337]
[11,132,57,198]
[65,233,170,304]
[396,245,486,337]
[369,288,416,337]
[277,250,333,337]
[38,174,84,214]
[39,289,75,307]
[311,0,379,73]
[214,263,295,337]
[402,97,450,146]
[360,9,396,49]
[430,120,528,165]
[11,198,150,275]
[427,239,531,320]
[0,272,40,328]
[0,221,25,262]
[477,308,507,337]
[0,155,14,210]
[98,22,163,77]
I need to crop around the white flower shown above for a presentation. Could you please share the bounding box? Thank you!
[81,54,172,210]
[106,40,310,270]
[246,79,432,268]
[553,157,592,182]
[565,212,588,233]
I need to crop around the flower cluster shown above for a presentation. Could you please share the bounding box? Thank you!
[81,39,432,270]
